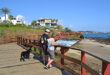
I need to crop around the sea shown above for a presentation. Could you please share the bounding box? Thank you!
[82,33,110,39]
[55,33,110,46]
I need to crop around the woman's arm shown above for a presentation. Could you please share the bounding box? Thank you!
[51,38,58,46]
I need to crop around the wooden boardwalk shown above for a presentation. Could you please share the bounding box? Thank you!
[0,43,70,75]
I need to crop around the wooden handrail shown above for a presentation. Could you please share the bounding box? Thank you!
[17,36,110,75]
[56,52,100,75]
[56,45,110,64]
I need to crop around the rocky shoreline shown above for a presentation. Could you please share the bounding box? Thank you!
[85,37,110,45]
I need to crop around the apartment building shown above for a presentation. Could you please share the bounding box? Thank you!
[0,14,25,25]
[36,18,58,27]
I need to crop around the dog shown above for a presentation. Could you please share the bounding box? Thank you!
[20,47,32,61]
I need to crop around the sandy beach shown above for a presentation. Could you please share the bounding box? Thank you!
[79,39,110,58]
[67,38,110,59]
[66,38,110,74]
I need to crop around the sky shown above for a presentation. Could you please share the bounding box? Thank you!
[0,0,110,32]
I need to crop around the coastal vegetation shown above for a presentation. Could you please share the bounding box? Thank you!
[0,7,81,40]
[0,23,73,37]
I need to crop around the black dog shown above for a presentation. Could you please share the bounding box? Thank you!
[20,48,32,61]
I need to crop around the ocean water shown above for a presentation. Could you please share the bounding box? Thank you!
[55,40,79,47]
[55,33,110,46]
[83,33,110,39]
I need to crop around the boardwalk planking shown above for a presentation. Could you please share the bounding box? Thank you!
[0,43,66,75]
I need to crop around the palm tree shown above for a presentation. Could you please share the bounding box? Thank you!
[0,8,10,21]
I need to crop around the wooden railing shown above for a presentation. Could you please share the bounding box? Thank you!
[0,35,38,44]
[17,36,110,75]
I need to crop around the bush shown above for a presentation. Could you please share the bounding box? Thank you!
[64,27,72,32]
[0,21,14,27]
[15,24,26,27]
[56,25,63,30]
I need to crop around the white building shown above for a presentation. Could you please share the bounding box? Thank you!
[0,14,26,25]
[35,18,58,27]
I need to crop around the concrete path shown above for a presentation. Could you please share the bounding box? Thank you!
[0,43,67,75]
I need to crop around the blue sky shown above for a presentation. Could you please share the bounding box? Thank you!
[0,0,110,32]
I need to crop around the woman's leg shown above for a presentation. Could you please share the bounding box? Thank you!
[49,59,53,67]
[46,59,54,67]
[48,57,50,63]
[46,50,54,67]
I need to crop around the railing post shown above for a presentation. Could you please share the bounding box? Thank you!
[18,37,20,44]
[64,49,69,56]
[21,37,23,45]
[29,39,31,44]
[38,35,42,56]
[38,35,41,40]
[23,37,25,46]
[28,35,31,43]
[29,39,31,48]
[25,38,28,44]
[81,51,86,75]
[24,38,27,47]
[17,36,19,45]
[34,40,36,52]
[102,61,109,75]
[20,37,22,45]
[60,47,65,70]
[20,37,21,45]
[39,43,42,57]
[27,38,29,44]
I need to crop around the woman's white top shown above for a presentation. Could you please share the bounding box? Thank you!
[48,38,54,51]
